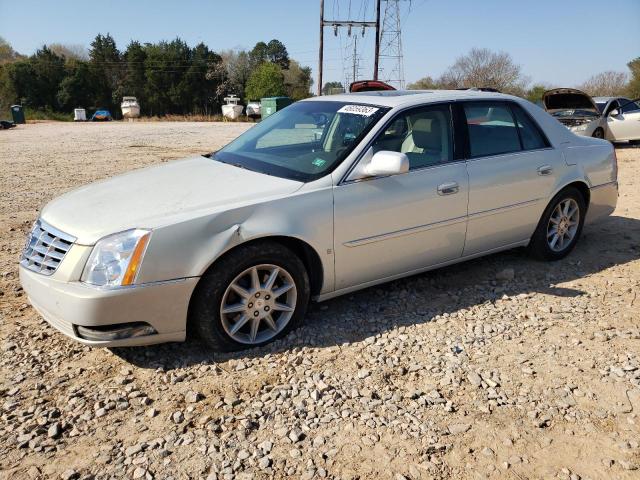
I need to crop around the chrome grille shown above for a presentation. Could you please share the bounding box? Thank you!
[20,220,76,276]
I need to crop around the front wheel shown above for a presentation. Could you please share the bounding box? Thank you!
[592,128,604,139]
[528,187,586,261]
[190,242,310,351]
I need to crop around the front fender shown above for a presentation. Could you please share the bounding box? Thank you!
[136,187,335,294]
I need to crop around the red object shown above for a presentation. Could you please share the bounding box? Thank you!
[349,80,396,93]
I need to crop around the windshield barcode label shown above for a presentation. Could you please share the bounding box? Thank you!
[337,105,379,116]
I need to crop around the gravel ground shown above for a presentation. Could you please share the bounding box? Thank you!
[1,122,639,480]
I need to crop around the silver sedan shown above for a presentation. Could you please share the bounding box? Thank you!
[19,90,618,350]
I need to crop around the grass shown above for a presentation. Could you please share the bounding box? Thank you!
[140,113,255,123]
[0,108,256,123]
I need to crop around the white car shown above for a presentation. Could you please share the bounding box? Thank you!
[543,88,607,138]
[19,90,618,351]
[593,96,640,143]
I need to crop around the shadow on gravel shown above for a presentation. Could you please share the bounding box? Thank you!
[112,214,640,370]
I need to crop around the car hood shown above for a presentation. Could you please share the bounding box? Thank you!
[542,88,600,115]
[40,156,303,245]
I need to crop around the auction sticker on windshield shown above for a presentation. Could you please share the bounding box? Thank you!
[337,105,380,116]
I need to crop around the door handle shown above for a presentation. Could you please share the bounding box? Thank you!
[437,182,459,195]
[537,165,553,176]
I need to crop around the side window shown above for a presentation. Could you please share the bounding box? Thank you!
[511,104,549,150]
[371,104,453,169]
[621,99,640,113]
[463,102,521,157]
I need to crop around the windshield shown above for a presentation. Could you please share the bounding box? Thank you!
[213,101,389,181]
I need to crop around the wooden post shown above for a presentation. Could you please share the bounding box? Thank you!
[374,0,381,80]
[318,0,324,96]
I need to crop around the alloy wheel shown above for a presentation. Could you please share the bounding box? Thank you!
[220,264,297,344]
[547,198,580,252]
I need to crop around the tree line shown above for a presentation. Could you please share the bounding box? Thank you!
[0,35,313,118]
[405,48,640,104]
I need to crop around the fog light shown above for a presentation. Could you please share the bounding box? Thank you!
[76,322,157,341]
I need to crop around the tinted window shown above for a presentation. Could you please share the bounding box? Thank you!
[464,102,520,157]
[512,105,548,150]
[621,98,640,113]
[371,104,453,169]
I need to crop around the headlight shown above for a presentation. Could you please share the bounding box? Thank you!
[571,123,589,132]
[81,229,151,287]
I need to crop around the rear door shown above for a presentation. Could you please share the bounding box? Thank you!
[463,101,566,255]
[607,98,640,141]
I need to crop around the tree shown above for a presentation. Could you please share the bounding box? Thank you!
[57,61,94,109]
[407,76,440,90]
[580,71,628,97]
[283,60,312,100]
[266,39,289,69]
[245,62,286,100]
[322,81,344,95]
[0,37,24,65]
[525,84,549,105]
[249,42,268,67]
[439,48,529,95]
[48,43,89,61]
[184,42,222,114]
[144,38,192,115]
[121,41,147,108]
[89,34,122,110]
[626,57,640,98]
[218,49,253,100]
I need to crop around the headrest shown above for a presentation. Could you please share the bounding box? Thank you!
[411,117,442,151]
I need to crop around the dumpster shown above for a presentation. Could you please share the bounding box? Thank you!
[261,97,293,119]
[11,105,25,124]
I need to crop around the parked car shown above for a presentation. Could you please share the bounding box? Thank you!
[349,80,396,92]
[593,96,640,143]
[20,90,618,351]
[542,88,607,138]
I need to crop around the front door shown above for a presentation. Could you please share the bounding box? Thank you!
[332,103,469,291]
[607,98,640,141]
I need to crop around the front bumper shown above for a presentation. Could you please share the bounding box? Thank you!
[19,265,198,347]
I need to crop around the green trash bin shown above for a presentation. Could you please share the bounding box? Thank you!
[260,97,293,119]
[11,105,25,124]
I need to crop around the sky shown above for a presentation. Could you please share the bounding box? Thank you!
[1,0,639,89]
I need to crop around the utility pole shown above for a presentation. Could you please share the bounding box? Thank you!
[374,0,381,80]
[352,35,358,85]
[318,0,324,96]
[318,0,380,95]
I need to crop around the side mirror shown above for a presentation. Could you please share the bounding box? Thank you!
[609,109,620,117]
[363,150,410,177]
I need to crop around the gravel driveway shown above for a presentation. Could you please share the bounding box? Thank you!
[1,122,639,480]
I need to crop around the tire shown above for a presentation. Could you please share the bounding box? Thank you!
[592,128,604,139]
[528,187,586,261]
[190,241,310,351]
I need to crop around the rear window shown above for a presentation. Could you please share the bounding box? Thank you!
[511,104,549,150]
[464,103,521,157]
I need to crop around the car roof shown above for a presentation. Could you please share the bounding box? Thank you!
[593,96,630,103]
[303,89,520,108]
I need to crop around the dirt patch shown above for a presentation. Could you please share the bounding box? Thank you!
[1,123,639,479]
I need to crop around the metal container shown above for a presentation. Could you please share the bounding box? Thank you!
[260,97,293,119]
[11,105,25,124]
